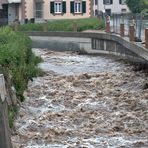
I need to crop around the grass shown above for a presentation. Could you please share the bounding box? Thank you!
[18,18,105,32]
[0,26,42,127]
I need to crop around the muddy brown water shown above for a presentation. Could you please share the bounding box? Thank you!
[12,49,148,148]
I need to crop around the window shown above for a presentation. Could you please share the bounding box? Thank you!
[105,9,111,16]
[50,1,66,14]
[95,10,98,16]
[35,2,43,18]
[103,0,113,5]
[95,0,98,5]
[70,1,86,14]
[119,0,126,5]
[54,2,62,13]
[74,1,81,13]
[121,8,126,13]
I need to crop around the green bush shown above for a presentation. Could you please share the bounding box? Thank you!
[0,27,42,99]
[19,18,105,32]
[0,27,42,127]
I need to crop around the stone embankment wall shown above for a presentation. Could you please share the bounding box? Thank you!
[25,31,148,64]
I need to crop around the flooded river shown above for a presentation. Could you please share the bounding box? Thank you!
[12,49,148,148]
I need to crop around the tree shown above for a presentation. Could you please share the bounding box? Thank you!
[126,0,148,13]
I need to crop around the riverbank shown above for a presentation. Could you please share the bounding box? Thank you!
[0,27,42,128]
[12,49,148,147]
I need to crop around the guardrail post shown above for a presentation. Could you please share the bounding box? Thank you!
[145,28,148,49]
[120,23,124,37]
[129,25,135,42]
[0,74,12,148]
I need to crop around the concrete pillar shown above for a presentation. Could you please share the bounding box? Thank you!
[43,20,48,32]
[106,15,110,33]
[145,28,148,49]
[0,74,12,148]
[120,24,124,37]
[73,22,77,32]
[129,25,135,42]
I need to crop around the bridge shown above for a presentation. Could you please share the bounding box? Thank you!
[24,31,148,64]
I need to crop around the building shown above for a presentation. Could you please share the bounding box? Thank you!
[24,0,92,22]
[8,0,22,24]
[0,0,8,26]
[0,0,130,25]
[1,0,92,25]
[93,0,130,16]
[0,0,8,9]
[0,0,22,25]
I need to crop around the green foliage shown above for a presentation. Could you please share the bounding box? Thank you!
[0,27,42,100]
[0,27,42,127]
[75,18,105,31]
[8,105,18,129]
[126,0,148,13]
[19,18,105,32]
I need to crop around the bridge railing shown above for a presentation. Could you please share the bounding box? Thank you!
[105,13,148,49]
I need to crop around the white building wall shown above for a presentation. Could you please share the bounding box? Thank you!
[93,0,130,16]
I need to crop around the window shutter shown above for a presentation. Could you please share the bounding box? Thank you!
[50,2,54,13]
[82,1,86,13]
[110,0,113,4]
[70,1,74,13]
[103,0,105,4]
[62,1,66,13]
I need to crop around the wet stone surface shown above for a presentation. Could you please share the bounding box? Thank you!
[12,49,148,148]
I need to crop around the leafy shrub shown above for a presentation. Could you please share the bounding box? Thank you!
[0,27,42,127]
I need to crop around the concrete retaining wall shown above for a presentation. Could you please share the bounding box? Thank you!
[0,74,12,148]
[0,99,12,148]
[30,36,91,52]
[24,31,148,64]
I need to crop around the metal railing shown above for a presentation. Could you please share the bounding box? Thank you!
[110,13,148,41]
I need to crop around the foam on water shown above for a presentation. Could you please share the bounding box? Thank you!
[12,49,148,148]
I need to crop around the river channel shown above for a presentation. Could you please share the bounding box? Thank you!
[12,48,148,148]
